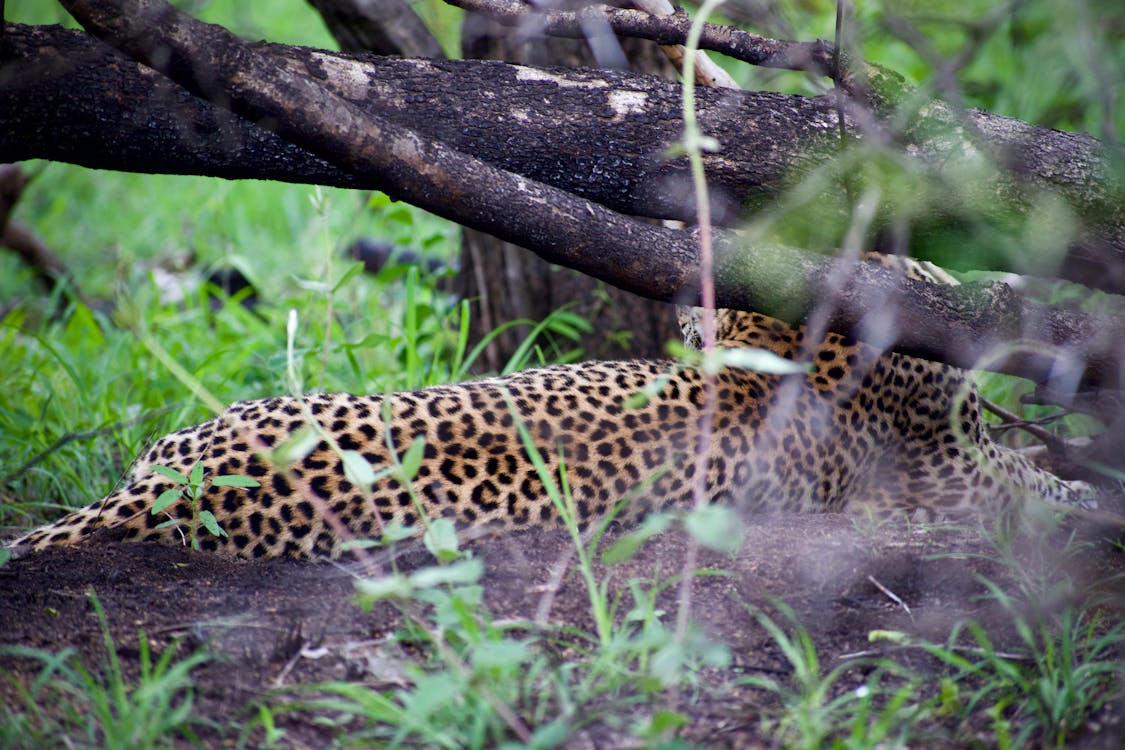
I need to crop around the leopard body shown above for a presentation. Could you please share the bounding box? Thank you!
[11,304,1087,560]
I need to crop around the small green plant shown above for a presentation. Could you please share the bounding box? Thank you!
[739,600,931,749]
[150,462,260,550]
[237,704,288,749]
[919,578,1125,748]
[0,589,213,749]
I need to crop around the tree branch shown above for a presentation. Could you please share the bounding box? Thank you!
[49,0,1124,396]
[3,21,1121,293]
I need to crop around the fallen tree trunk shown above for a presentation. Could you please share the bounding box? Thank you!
[2,20,1122,296]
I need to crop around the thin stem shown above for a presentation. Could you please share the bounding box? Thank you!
[675,0,726,645]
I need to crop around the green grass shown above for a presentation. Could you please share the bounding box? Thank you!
[0,591,214,750]
[737,601,933,750]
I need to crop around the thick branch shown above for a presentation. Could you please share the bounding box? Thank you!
[3,21,1121,291]
[0,23,838,225]
[54,0,1125,394]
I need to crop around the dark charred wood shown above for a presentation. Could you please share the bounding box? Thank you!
[12,3,1125,395]
[2,21,1120,293]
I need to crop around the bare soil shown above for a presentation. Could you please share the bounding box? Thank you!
[2,513,1123,748]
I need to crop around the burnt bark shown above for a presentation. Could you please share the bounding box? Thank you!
[7,1,1124,398]
[2,21,1121,294]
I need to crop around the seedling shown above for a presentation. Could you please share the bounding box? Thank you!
[150,462,260,550]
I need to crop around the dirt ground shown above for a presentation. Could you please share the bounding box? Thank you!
[2,512,1123,748]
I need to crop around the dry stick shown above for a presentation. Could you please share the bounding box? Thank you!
[978,395,1067,453]
[867,575,914,622]
[837,645,1033,662]
[0,164,98,309]
[533,526,586,626]
[629,0,739,89]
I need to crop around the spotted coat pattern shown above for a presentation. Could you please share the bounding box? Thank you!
[12,307,1087,559]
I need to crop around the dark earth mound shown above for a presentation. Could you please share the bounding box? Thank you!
[2,513,1123,748]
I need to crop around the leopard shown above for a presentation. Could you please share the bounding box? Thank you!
[9,266,1090,560]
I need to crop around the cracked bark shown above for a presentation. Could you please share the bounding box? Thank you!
[7,3,1125,397]
[2,22,1120,293]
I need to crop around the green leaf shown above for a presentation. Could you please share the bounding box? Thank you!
[684,505,743,554]
[366,192,392,209]
[718,347,812,375]
[151,488,183,514]
[398,435,426,481]
[188,461,204,487]
[642,709,688,739]
[273,424,319,465]
[211,475,261,488]
[331,261,366,293]
[384,206,415,227]
[151,465,190,485]
[665,340,702,364]
[199,511,228,539]
[339,538,382,551]
[381,522,416,543]
[470,639,531,671]
[340,332,392,351]
[409,558,484,589]
[293,277,332,293]
[869,629,911,644]
[422,518,460,562]
[528,719,571,749]
[651,641,686,685]
[354,574,413,607]
[603,512,673,564]
[342,450,376,488]
[623,373,673,410]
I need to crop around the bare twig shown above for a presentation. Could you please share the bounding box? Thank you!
[979,395,1068,453]
[867,575,914,622]
[837,645,1032,661]
[0,164,96,307]
[532,525,588,626]
[629,0,738,89]
[675,0,723,647]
